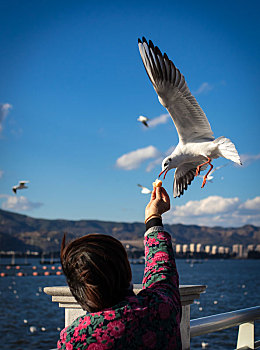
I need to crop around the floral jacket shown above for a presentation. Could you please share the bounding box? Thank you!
[57,227,182,349]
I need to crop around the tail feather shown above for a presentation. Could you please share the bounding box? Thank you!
[215,137,242,165]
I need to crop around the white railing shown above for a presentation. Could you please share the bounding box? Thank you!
[190,306,260,350]
[44,285,259,350]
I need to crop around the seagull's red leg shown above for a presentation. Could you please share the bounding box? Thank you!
[195,157,212,176]
[201,161,214,188]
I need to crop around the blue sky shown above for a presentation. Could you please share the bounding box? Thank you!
[0,0,259,226]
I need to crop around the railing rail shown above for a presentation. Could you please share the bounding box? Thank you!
[190,306,260,337]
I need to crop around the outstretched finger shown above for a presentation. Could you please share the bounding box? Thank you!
[151,187,156,200]
[156,186,162,199]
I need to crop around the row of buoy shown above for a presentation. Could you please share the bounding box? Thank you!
[4,265,62,270]
[0,271,63,277]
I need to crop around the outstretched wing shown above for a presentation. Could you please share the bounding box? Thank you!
[138,37,214,144]
[173,162,208,198]
[19,181,29,186]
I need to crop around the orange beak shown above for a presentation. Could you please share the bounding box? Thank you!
[159,168,168,180]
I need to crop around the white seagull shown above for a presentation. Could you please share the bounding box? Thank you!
[12,181,29,194]
[137,184,152,194]
[138,37,242,198]
[137,115,149,127]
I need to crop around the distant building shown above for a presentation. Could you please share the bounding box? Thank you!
[225,247,230,254]
[189,243,195,253]
[232,244,244,257]
[256,245,260,252]
[218,246,225,254]
[205,245,211,254]
[175,244,182,254]
[182,244,188,253]
[196,243,202,253]
[211,245,218,255]
[247,244,254,252]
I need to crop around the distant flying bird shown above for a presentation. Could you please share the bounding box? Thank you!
[137,115,149,127]
[138,37,241,198]
[137,184,152,194]
[12,181,29,194]
[198,163,229,183]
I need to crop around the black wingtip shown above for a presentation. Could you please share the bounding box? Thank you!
[142,36,148,44]
[155,45,162,57]
[138,38,142,44]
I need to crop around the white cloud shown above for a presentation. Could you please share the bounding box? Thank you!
[0,195,43,211]
[0,103,12,133]
[240,153,260,166]
[149,113,170,127]
[172,196,240,216]
[164,195,260,227]
[193,82,213,95]
[241,197,260,210]
[116,145,160,170]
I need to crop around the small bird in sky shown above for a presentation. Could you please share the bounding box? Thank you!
[198,163,228,183]
[137,115,149,127]
[138,37,241,198]
[137,184,152,194]
[12,181,29,194]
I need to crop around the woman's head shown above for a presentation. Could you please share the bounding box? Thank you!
[60,233,132,312]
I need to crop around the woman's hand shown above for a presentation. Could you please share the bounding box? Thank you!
[145,186,170,222]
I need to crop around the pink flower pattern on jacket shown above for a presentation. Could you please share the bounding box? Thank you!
[57,229,182,349]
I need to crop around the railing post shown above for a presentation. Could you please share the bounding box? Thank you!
[180,305,190,350]
[44,284,206,349]
[236,322,254,349]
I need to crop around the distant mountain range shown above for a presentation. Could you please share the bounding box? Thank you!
[0,209,259,252]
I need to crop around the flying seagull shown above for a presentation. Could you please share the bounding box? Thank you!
[137,184,152,194]
[137,115,149,127]
[12,181,29,194]
[138,37,242,198]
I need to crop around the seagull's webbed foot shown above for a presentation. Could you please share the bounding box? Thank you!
[200,159,214,188]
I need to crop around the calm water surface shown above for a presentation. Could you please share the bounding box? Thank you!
[0,258,259,349]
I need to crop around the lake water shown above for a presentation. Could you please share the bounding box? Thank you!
[0,258,259,349]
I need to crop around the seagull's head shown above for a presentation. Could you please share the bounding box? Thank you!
[159,156,175,180]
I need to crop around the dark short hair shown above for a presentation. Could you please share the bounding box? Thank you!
[60,234,132,312]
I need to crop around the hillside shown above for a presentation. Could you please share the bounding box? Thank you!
[0,209,259,252]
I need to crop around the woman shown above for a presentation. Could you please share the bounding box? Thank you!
[58,186,182,349]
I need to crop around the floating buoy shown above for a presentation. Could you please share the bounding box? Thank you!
[42,266,47,270]
[32,272,38,276]
[15,266,20,270]
[199,307,203,311]
[17,272,23,276]
[51,266,55,270]
[32,266,37,270]
[29,326,37,333]
[41,327,46,332]
[56,271,62,275]
[44,271,50,276]
[58,266,62,270]
[24,319,28,324]
[0,273,5,277]
[6,266,11,270]
[214,300,218,304]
